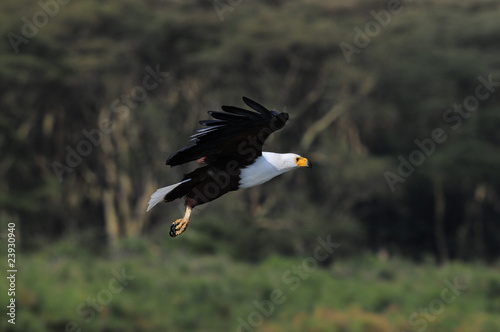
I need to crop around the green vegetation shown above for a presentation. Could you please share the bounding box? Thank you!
[1,0,500,330]
[1,0,499,262]
[1,239,500,332]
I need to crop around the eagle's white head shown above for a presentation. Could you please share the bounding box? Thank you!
[239,152,311,189]
[270,152,311,171]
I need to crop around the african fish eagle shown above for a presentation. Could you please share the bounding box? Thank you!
[147,97,311,237]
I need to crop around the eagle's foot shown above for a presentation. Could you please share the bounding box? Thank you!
[169,218,189,237]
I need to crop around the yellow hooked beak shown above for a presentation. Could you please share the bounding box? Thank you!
[296,157,311,168]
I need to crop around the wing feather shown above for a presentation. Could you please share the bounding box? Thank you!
[166,97,289,166]
[221,106,262,118]
[207,111,248,122]
[242,96,272,115]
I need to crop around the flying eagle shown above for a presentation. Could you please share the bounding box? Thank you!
[147,97,311,237]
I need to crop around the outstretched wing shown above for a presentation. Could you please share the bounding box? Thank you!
[166,97,289,166]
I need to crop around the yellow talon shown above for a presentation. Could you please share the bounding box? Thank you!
[169,207,192,238]
[170,219,189,237]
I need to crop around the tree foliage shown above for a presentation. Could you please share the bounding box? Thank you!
[1,0,499,262]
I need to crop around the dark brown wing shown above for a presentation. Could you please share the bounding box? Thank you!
[166,97,289,166]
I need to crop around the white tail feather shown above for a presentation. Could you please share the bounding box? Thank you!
[147,179,190,212]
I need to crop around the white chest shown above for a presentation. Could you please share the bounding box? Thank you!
[239,153,288,189]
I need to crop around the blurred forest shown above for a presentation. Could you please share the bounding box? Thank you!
[2,0,499,262]
[1,0,500,331]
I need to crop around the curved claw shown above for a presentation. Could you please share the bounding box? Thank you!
[169,224,177,237]
[169,218,189,237]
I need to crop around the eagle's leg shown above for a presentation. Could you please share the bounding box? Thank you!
[169,206,192,237]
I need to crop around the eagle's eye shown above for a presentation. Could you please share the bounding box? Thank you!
[295,157,300,162]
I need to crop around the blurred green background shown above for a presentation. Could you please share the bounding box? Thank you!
[1,0,500,331]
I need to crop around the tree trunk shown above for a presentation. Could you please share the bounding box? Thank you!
[433,177,448,264]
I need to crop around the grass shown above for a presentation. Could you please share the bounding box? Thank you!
[1,239,500,332]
